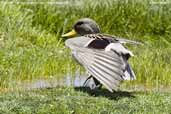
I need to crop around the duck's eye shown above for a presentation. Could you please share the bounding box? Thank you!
[76,21,84,25]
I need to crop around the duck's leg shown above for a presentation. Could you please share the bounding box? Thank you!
[83,75,92,87]
[92,77,102,89]
[83,75,102,90]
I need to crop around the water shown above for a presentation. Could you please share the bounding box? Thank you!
[5,71,171,93]
[21,75,88,90]
[20,75,171,93]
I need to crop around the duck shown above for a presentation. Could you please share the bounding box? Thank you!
[62,18,141,92]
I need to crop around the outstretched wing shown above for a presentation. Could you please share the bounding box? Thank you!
[65,37,125,92]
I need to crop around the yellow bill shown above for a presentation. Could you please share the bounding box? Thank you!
[62,29,77,38]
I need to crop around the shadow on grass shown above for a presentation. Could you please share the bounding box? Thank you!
[74,87,135,100]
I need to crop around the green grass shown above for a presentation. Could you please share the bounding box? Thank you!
[0,0,171,89]
[0,87,171,114]
[1,1,171,113]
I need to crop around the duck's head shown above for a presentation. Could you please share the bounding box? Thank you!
[62,18,100,38]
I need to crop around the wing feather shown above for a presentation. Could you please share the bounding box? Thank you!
[65,36,136,92]
[66,38,124,92]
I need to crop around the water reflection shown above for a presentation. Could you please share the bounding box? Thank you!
[17,74,171,93]
[22,75,88,90]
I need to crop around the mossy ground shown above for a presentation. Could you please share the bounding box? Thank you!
[0,87,171,114]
